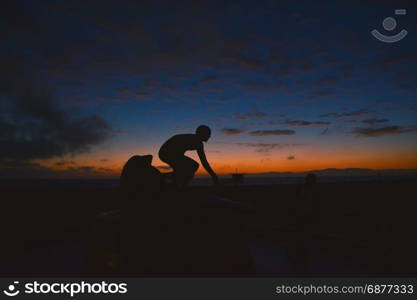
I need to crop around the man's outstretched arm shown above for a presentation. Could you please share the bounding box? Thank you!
[197,148,219,184]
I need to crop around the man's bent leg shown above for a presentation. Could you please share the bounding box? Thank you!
[158,155,177,188]
[173,156,199,188]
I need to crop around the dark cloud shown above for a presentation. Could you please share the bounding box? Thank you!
[396,83,413,91]
[235,107,267,121]
[249,129,295,136]
[284,120,331,126]
[55,160,75,166]
[362,118,389,125]
[77,166,95,172]
[221,128,244,135]
[239,81,270,93]
[0,160,42,169]
[135,92,152,100]
[260,158,271,162]
[214,98,235,104]
[298,60,315,74]
[221,55,264,69]
[307,90,335,101]
[0,161,53,178]
[380,54,415,70]
[96,96,124,103]
[59,165,115,177]
[311,75,338,87]
[320,109,371,118]
[0,162,115,179]
[322,60,342,67]
[117,87,131,95]
[1,0,228,82]
[287,155,295,160]
[237,143,304,153]
[0,53,113,164]
[200,76,219,84]
[352,126,417,137]
[320,127,329,135]
[141,79,157,89]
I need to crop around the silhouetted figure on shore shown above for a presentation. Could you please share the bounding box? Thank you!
[288,173,319,275]
[158,125,218,188]
[297,173,318,224]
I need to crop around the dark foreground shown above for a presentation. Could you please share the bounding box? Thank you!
[1,180,416,277]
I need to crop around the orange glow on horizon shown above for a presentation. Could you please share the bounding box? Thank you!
[37,146,417,178]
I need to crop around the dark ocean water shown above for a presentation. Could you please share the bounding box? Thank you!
[0,175,415,189]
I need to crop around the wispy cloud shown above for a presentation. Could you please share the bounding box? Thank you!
[237,143,304,153]
[249,129,295,136]
[221,55,264,68]
[320,109,371,118]
[0,162,116,179]
[320,127,329,135]
[117,87,133,95]
[135,92,152,100]
[237,143,303,148]
[380,54,415,70]
[235,107,268,121]
[352,126,417,137]
[362,118,389,125]
[307,90,335,101]
[284,120,331,126]
[311,75,339,87]
[220,128,244,135]
[55,160,75,166]
[200,75,219,84]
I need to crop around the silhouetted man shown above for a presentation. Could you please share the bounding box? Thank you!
[159,125,219,188]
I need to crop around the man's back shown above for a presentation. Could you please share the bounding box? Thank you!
[159,134,202,159]
[158,126,218,187]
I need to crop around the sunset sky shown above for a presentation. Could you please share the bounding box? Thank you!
[1,0,417,178]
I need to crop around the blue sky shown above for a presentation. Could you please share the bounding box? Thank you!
[1,0,417,177]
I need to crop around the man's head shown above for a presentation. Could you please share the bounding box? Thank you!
[196,125,211,142]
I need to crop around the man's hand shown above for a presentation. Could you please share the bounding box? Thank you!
[198,148,219,185]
